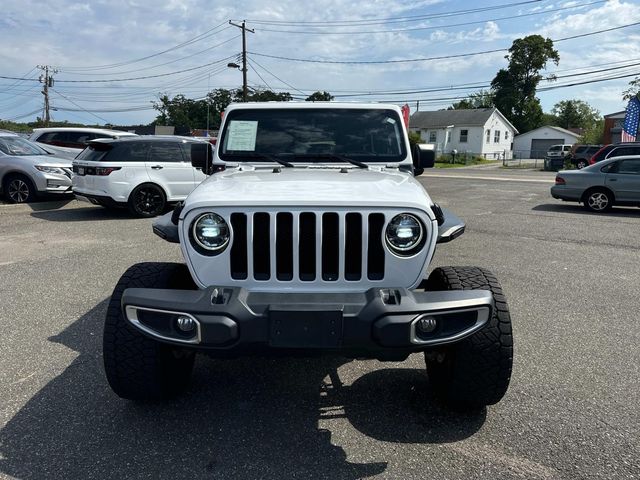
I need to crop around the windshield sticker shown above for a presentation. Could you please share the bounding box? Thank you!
[227,120,258,151]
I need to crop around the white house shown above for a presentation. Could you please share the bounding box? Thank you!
[409,108,518,159]
[512,126,581,159]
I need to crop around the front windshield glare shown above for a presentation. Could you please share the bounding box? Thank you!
[219,108,406,163]
[0,137,47,156]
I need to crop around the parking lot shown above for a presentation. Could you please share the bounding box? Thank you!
[0,168,638,480]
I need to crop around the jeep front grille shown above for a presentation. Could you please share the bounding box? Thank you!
[228,212,385,282]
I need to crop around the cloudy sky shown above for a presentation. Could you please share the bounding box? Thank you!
[1,0,639,126]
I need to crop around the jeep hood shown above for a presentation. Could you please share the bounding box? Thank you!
[184,167,433,212]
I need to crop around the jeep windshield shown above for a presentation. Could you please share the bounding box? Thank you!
[218,108,407,164]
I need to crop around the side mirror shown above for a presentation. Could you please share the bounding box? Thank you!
[411,143,436,176]
[191,143,214,173]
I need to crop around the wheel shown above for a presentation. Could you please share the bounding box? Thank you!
[576,160,588,169]
[128,183,166,217]
[583,188,613,213]
[3,174,36,203]
[423,266,513,411]
[103,262,197,401]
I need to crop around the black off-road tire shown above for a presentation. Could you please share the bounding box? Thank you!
[103,262,197,401]
[424,266,513,411]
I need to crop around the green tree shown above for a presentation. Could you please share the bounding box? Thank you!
[551,99,600,130]
[622,76,640,101]
[580,119,605,144]
[450,90,494,109]
[152,88,292,129]
[491,35,560,133]
[305,91,334,102]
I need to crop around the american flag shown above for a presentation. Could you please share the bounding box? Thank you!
[621,95,640,142]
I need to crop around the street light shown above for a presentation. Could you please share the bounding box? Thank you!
[227,63,247,101]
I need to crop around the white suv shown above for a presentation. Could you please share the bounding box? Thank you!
[72,136,208,217]
[29,127,138,160]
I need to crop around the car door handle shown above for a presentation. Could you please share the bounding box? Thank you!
[608,178,617,182]
[150,165,163,170]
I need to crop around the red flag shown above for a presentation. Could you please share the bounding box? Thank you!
[401,104,410,129]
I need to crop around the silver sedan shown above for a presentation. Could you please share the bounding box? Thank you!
[0,133,72,203]
[551,156,640,212]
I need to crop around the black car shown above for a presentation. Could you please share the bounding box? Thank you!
[589,142,640,166]
[566,144,602,169]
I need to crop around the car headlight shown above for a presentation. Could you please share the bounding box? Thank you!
[191,213,230,253]
[35,165,65,174]
[385,213,424,254]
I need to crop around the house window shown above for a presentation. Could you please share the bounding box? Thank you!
[505,131,509,141]
[486,129,490,143]
[446,131,451,143]
[460,129,468,143]
[494,130,500,143]
[428,131,437,143]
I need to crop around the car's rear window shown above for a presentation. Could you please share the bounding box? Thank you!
[76,146,109,161]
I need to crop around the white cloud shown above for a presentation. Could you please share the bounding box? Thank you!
[0,0,637,124]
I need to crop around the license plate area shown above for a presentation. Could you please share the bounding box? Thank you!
[269,305,343,348]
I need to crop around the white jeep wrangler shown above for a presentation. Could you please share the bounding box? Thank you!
[103,102,513,410]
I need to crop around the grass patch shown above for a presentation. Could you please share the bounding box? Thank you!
[434,158,499,168]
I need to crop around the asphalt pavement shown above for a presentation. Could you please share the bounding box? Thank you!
[0,167,638,479]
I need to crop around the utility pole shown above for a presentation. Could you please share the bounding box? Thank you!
[229,20,254,102]
[37,65,58,126]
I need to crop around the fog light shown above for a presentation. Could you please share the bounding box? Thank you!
[176,316,196,332]
[416,315,437,333]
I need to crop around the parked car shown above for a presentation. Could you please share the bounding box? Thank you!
[103,102,513,412]
[588,142,640,166]
[29,127,138,160]
[0,132,72,203]
[72,136,208,217]
[551,156,640,212]
[544,144,573,171]
[566,144,602,169]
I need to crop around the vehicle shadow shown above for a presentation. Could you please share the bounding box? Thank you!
[534,203,640,218]
[0,301,485,480]
[29,205,139,222]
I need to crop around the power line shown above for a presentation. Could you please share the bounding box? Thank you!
[249,21,640,65]
[51,89,110,123]
[64,35,241,77]
[251,1,604,35]
[247,57,308,96]
[60,22,232,71]
[243,0,548,26]
[54,55,237,83]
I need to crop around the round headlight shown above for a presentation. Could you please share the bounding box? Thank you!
[385,214,424,253]
[192,213,230,252]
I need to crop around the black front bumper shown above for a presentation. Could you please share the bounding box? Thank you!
[122,287,493,359]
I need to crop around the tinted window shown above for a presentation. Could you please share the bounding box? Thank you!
[618,159,640,174]
[37,132,58,143]
[575,146,587,154]
[609,146,640,158]
[600,162,618,173]
[76,146,109,161]
[104,142,150,162]
[148,142,185,163]
[549,146,561,151]
[219,108,406,163]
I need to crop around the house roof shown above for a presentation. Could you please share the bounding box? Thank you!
[409,107,518,132]
[604,110,626,118]
[515,125,581,139]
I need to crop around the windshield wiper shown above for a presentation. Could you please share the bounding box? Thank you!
[225,153,294,168]
[293,154,368,169]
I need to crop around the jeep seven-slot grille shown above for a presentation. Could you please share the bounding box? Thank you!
[229,212,385,282]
